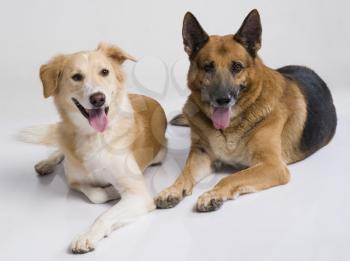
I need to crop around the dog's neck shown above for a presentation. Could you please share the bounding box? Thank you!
[107,89,135,134]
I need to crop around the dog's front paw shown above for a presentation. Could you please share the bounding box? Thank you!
[71,232,97,254]
[34,160,56,175]
[196,190,224,212]
[155,186,183,209]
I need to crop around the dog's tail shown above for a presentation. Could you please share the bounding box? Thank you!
[169,114,189,127]
[17,124,59,146]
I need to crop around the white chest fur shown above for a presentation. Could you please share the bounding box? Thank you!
[78,130,134,183]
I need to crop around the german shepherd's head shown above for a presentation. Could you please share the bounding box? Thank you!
[183,10,263,129]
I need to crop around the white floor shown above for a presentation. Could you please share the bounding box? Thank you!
[0,87,349,261]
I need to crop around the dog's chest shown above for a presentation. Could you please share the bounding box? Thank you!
[75,134,129,184]
[209,132,245,163]
[188,113,247,164]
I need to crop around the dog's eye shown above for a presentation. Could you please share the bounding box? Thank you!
[100,69,109,76]
[203,62,215,73]
[72,73,83,81]
[231,62,244,74]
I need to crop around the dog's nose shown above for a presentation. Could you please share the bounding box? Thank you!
[215,96,232,106]
[89,92,106,108]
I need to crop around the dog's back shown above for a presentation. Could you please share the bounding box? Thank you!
[129,94,167,171]
[278,65,337,158]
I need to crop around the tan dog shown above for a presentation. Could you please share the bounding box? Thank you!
[21,43,167,253]
[155,10,336,212]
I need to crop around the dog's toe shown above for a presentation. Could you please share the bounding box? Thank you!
[197,198,223,212]
[155,188,183,209]
[196,192,224,212]
[71,233,96,254]
[34,161,55,176]
[155,195,181,209]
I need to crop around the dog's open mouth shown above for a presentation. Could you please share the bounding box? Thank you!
[72,98,109,133]
[211,107,231,130]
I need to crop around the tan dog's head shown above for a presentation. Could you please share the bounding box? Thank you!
[40,43,136,133]
[183,10,262,129]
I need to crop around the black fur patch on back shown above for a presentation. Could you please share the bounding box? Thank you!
[278,65,337,156]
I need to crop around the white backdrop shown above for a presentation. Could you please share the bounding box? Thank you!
[1,0,349,122]
[0,1,349,261]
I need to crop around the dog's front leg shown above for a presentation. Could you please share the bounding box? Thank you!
[196,159,291,212]
[34,150,64,175]
[155,147,212,209]
[71,186,153,254]
[71,161,154,254]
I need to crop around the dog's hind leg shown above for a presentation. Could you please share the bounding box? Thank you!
[150,144,168,166]
[73,184,121,204]
[34,150,64,176]
[170,114,189,127]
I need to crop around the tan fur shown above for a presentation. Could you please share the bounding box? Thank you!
[156,11,308,212]
[129,94,167,171]
[18,124,59,146]
[38,44,166,176]
[31,43,167,253]
[40,55,66,98]
[54,93,166,178]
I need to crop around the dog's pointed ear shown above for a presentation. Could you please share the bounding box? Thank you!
[234,9,262,57]
[182,12,209,58]
[98,42,137,64]
[40,55,66,98]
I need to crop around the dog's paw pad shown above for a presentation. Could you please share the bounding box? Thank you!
[196,192,224,212]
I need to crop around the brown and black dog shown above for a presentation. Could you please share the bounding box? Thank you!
[155,10,337,212]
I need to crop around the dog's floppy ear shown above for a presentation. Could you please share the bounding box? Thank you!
[98,42,136,64]
[40,55,66,98]
[234,9,262,57]
[182,12,209,58]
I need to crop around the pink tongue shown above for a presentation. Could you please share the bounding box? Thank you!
[211,107,231,129]
[88,109,108,132]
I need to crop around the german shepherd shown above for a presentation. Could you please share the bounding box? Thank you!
[155,10,337,212]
